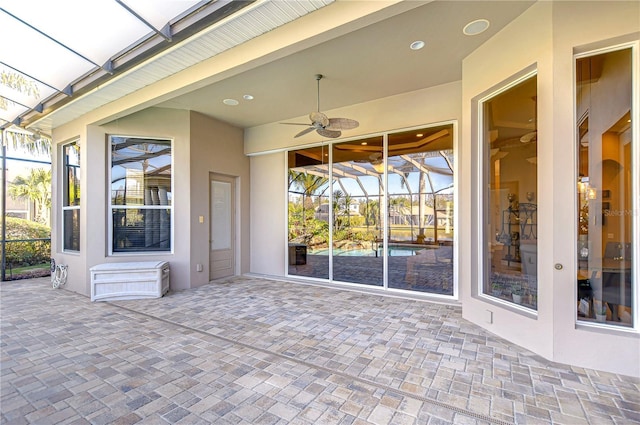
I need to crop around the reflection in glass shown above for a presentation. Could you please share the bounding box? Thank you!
[576,48,634,327]
[331,137,383,286]
[387,125,454,294]
[63,142,80,251]
[110,137,172,252]
[483,75,538,309]
[287,146,330,279]
[63,209,80,251]
[286,127,456,296]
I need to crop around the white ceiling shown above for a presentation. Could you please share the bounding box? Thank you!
[2,0,536,135]
[155,1,535,129]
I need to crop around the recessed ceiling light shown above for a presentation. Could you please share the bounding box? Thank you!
[361,142,368,145]
[410,40,425,50]
[223,98,239,106]
[416,133,423,137]
[463,19,490,36]
[243,94,254,100]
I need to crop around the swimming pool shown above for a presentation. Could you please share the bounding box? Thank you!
[309,245,427,257]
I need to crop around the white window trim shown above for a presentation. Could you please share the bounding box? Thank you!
[61,140,80,253]
[107,135,174,256]
[573,41,639,331]
[475,67,539,313]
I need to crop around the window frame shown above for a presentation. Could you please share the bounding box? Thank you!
[476,67,539,313]
[573,41,639,331]
[62,141,80,252]
[285,122,458,299]
[107,135,174,256]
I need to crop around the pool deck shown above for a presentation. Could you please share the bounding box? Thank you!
[1,276,639,424]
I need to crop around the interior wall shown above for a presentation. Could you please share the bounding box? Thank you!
[189,111,248,285]
[247,82,462,280]
[461,1,554,358]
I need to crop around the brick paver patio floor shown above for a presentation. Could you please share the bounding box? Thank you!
[1,276,639,424]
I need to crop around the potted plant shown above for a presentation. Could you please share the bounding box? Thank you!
[491,282,502,297]
[511,286,523,304]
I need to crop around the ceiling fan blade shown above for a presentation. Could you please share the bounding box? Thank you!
[326,117,359,130]
[294,127,316,138]
[317,128,341,138]
[281,122,312,126]
[309,111,329,127]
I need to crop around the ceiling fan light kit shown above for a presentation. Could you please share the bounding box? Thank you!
[281,74,359,139]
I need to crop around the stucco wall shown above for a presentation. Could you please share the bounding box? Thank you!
[461,0,554,362]
[52,108,249,294]
[247,82,462,278]
[189,111,249,285]
[462,1,639,376]
[249,153,286,277]
[550,1,639,376]
[52,108,191,294]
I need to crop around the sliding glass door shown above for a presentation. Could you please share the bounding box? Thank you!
[286,124,456,296]
[387,125,454,295]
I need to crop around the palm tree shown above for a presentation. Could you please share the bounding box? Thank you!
[290,170,328,233]
[332,189,344,230]
[1,70,51,155]
[8,168,51,224]
[343,193,353,227]
[4,131,51,157]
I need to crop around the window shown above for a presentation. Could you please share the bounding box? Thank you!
[62,142,80,251]
[109,136,172,253]
[576,46,635,327]
[481,73,538,309]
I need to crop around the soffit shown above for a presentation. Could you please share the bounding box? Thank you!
[0,0,334,135]
[155,0,536,129]
[2,1,536,136]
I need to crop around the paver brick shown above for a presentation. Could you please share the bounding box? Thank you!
[2,277,639,425]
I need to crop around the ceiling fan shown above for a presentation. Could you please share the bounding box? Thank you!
[281,74,359,138]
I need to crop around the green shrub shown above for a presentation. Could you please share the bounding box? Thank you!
[0,217,51,267]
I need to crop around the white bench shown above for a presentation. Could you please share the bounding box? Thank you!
[90,261,169,302]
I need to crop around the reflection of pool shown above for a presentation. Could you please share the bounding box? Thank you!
[310,246,427,257]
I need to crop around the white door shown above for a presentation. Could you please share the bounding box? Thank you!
[210,174,235,280]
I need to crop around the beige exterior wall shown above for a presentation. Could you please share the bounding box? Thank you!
[189,111,249,285]
[47,0,638,377]
[462,1,639,376]
[249,153,286,277]
[52,108,248,295]
[247,81,462,279]
[461,0,555,364]
[550,1,639,376]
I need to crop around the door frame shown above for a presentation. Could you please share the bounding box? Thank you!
[209,172,237,280]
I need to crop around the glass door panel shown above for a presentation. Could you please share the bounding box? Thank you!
[287,146,330,279]
[331,136,384,286]
[387,125,455,295]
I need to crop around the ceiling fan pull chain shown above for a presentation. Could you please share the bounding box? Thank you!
[316,74,322,113]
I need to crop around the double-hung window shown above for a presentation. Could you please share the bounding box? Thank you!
[109,136,172,253]
[62,142,80,251]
